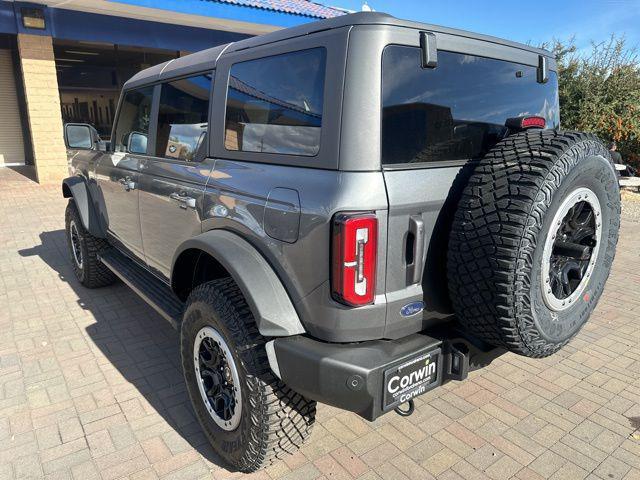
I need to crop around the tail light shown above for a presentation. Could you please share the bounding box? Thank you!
[331,213,378,306]
[505,115,546,130]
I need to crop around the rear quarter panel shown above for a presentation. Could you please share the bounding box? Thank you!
[201,161,390,341]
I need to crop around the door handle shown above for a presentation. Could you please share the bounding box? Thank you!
[119,177,136,191]
[406,215,426,285]
[170,192,196,209]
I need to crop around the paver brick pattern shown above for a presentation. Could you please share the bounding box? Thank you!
[1,166,639,480]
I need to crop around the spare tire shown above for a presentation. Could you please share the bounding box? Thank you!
[448,130,620,357]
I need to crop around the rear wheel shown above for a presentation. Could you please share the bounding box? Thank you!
[180,279,316,472]
[448,130,620,357]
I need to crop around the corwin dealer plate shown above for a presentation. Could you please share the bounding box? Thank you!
[383,348,441,410]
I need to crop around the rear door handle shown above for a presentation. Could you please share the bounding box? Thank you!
[170,192,196,209]
[406,215,426,284]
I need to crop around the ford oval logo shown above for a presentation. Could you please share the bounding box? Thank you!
[400,301,425,317]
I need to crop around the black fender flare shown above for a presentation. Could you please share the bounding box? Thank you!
[61,176,106,238]
[172,230,305,337]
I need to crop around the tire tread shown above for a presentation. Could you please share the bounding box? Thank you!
[447,130,619,357]
[183,279,316,472]
[65,200,116,288]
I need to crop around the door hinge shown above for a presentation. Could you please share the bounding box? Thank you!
[537,54,549,84]
[420,31,438,69]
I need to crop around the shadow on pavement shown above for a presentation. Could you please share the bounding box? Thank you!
[18,229,227,469]
[7,165,38,182]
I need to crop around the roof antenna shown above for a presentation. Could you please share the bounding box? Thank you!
[361,2,374,11]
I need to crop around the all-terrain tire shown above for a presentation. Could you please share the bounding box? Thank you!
[448,130,620,357]
[180,278,316,472]
[65,200,116,288]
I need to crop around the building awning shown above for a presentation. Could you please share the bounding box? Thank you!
[14,0,347,37]
[202,0,346,19]
[0,0,347,52]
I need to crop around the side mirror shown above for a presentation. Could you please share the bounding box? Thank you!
[126,131,147,155]
[65,123,94,150]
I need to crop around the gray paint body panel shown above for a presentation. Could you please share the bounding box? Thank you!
[138,157,214,278]
[201,159,389,341]
[94,153,145,258]
[264,188,301,244]
[382,166,467,337]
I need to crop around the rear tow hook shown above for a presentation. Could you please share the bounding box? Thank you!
[394,399,415,417]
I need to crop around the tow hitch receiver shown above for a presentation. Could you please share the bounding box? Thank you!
[442,341,471,381]
[390,339,503,417]
[273,330,505,421]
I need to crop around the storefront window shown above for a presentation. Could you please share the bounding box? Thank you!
[55,41,177,139]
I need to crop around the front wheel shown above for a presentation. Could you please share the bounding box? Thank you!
[180,278,316,472]
[65,200,116,288]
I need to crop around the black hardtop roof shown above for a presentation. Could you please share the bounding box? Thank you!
[124,11,552,89]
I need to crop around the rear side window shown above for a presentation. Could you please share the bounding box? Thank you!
[156,73,212,162]
[382,46,560,166]
[113,86,154,154]
[224,48,326,157]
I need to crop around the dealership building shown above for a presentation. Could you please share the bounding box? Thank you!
[0,0,343,182]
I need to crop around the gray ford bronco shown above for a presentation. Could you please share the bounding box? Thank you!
[62,12,620,472]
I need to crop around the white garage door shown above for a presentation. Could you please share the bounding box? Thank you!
[0,49,26,166]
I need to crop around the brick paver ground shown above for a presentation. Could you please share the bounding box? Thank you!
[1,166,639,480]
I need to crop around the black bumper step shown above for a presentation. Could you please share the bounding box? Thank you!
[273,330,505,421]
[99,248,183,329]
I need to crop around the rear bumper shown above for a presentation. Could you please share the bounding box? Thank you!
[270,328,504,421]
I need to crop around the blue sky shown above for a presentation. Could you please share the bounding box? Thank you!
[331,0,640,52]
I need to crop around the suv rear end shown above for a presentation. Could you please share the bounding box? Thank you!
[335,22,559,338]
[226,19,559,344]
[97,17,559,349]
[267,19,560,419]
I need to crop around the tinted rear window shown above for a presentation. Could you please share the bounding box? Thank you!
[224,48,326,157]
[382,46,560,166]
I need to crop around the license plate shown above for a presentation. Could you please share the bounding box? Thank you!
[383,349,441,410]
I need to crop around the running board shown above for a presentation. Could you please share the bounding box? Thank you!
[99,249,183,329]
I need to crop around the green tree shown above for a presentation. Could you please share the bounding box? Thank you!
[549,36,640,167]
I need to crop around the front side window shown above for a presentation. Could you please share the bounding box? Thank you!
[382,46,560,166]
[224,48,326,157]
[156,73,212,162]
[113,86,154,154]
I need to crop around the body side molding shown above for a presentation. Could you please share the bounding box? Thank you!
[172,230,306,337]
[62,176,106,238]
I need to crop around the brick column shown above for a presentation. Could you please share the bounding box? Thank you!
[17,34,67,184]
